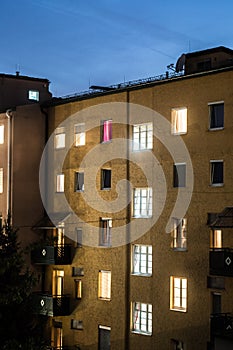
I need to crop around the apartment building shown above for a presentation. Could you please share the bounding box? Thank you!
[1,47,233,350]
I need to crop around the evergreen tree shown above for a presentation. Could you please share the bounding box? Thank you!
[0,214,47,349]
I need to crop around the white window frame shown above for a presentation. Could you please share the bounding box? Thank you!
[170,276,187,312]
[56,174,64,193]
[208,101,224,130]
[132,122,153,151]
[99,218,112,247]
[75,171,84,192]
[210,160,224,186]
[98,270,111,300]
[132,245,152,276]
[171,107,187,135]
[172,218,187,251]
[101,168,111,190]
[74,123,85,146]
[0,168,3,193]
[210,229,222,249]
[55,127,65,149]
[0,125,4,144]
[131,302,152,335]
[133,188,152,218]
[28,90,39,101]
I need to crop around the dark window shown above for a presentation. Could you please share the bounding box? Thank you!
[170,339,185,350]
[173,164,186,188]
[197,59,211,72]
[209,103,224,129]
[75,172,84,191]
[99,219,112,247]
[101,169,111,189]
[99,326,111,350]
[212,293,221,314]
[210,161,223,185]
[76,228,82,247]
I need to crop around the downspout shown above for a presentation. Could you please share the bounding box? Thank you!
[5,109,12,216]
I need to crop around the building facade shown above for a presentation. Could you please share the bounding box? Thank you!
[1,47,233,350]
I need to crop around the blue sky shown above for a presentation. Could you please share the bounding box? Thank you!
[1,0,233,96]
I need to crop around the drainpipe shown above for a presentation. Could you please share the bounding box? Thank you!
[5,109,12,217]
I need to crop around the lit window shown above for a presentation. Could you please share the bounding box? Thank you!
[101,169,111,189]
[171,108,187,135]
[74,172,84,192]
[74,279,82,299]
[0,168,3,193]
[172,218,187,251]
[71,319,83,330]
[56,174,64,192]
[209,102,224,129]
[170,339,185,350]
[210,160,223,186]
[55,127,65,149]
[101,120,112,142]
[133,188,152,218]
[173,163,186,188]
[98,270,111,300]
[99,218,112,247]
[132,245,152,276]
[210,229,222,249]
[133,123,153,151]
[170,276,187,312]
[0,125,4,144]
[28,90,39,101]
[74,123,85,146]
[132,302,152,335]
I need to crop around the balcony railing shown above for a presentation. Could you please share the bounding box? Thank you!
[211,313,233,337]
[32,293,70,316]
[210,248,233,277]
[31,245,73,265]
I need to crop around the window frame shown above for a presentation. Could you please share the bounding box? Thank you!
[171,107,187,135]
[133,188,152,218]
[132,122,153,151]
[131,302,152,336]
[99,218,112,247]
[170,276,187,312]
[98,270,111,301]
[56,173,65,193]
[101,168,111,190]
[74,171,84,192]
[173,163,186,188]
[0,168,3,194]
[101,119,112,143]
[74,123,85,146]
[208,101,224,130]
[0,125,4,144]
[132,244,152,276]
[54,127,66,149]
[28,90,39,101]
[172,218,187,251]
[210,160,224,186]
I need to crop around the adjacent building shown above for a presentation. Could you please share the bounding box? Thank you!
[1,47,233,350]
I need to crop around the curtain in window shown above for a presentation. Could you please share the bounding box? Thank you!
[103,120,112,142]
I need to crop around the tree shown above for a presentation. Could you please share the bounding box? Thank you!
[0,214,47,349]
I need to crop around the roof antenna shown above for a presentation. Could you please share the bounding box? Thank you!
[15,64,20,76]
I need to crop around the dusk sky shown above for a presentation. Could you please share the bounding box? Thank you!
[1,0,233,97]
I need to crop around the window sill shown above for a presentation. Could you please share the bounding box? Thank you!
[75,190,84,193]
[131,273,152,277]
[98,297,111,301]
[133,215,152,219]
[131,330,152,336]
[172,132,187,136]
[132,147,153,152]
[101,140,112,144]
[172,248,187,252]
[210,183,224,187]
[101,188,111,191]
[209,127,224,131]
[170,308,187,313]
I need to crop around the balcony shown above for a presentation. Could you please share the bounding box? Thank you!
[32,293,70,316]
[211,313,233,338]
[31,245,73,265]
[210,248,233,277]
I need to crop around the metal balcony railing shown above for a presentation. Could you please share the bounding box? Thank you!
[32,293,70,316]
[211,313,233,337]
[31,244,73,265]
[210,248,233,277]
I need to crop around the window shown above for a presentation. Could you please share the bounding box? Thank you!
[75,172,84,192]
[0,168,3,193]
[99,219,112,247]
[0,125,4,144]
[173,163,186,188]
[132,302,152,335]
[55,127,65,149]
[172,218,187,251]
[98,270,111,300]
[132,245,152,276]
[101,169,111,189]
[99,326,111,350]
[51,321,63,349]
[133,123,153,151]
[28,90,39,101]
[52,270,64,296]
[76,228,83,247]
[170,339,185,350]
[75,279,82,299]
[197,59,211,72]
[56,174,64,192]
[171,108,187,135]
[210,229,222,249]
[170,276,187,312]
[210,160,223,186]
[71,319,83,330]
[133,188,152,218]
[74,123,85,146]
[209,102,224,129]
[101,120,112,142]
